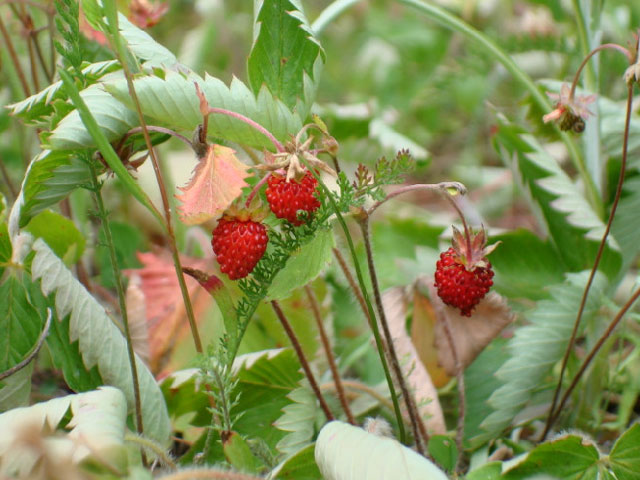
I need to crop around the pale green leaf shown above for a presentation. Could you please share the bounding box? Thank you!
[14,150,92,229]
[480,271,607,437]
[7,61,119,124]
[104,70,303,149]
[315,421,448,480]
[118,14,178,67]
[274,384,318,455]
[0,364,33,411]
[267,229,334,300]
[0,387,127,478]
[248,0,324,118]
[47,84,139,150]
[30,239,170,445]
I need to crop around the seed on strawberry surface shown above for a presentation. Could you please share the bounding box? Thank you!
[265,170,320,226]
[212,217,268,280]
[434,227,497,317]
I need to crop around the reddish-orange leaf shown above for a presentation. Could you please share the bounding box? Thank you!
[176,144,251,225]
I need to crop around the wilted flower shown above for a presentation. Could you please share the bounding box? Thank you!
[543,83,596,133]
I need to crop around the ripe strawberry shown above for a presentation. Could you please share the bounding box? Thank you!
[212,215,268,280]
[434,227,497,317]
[265,170,320,226]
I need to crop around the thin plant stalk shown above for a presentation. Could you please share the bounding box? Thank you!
[366,182,467,217]
[270,300,334,421]
[358,216,428,454]
[88,159,144,438]
[549,286,640,429]
[0,154,18,200]
[332,247,371,322]
[0,15,31,96]
[103,4,203,354]
[302,162,407,444]
[304,284,356,424]
[440,314,465,473]
[543,82,635,439]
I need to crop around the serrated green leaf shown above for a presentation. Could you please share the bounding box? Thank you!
[25,210,85,265]
[0,275,44,371]
[271,443,321,479]
[8,61,120,124]
[223,431,263,473]
[118,14,178,67]
[232,349,303,450]
[104,70,303,150]
[16,150,92,229]
[494,115,621,278]
[248,0,324,118]
[274,385,318,455]
[481,271,607,437]
[609,423,640,480]
[315,421,448,480]
[30,239,170,445]
[267,229,334,300]
[0,364,33,411]
[47,83,139,150]
[502,434,600,480]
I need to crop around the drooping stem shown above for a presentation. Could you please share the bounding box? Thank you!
[549,286,640,429]
[104,7,203,355]
[440,314,465,473]
[366,182,466,217]
[304,285,356,424]
[569,44,632,100]
[358,216,428,453]
[543,82,634,439]
[0,309,51,381]
[88,159,144,438]
[270,300,334,421]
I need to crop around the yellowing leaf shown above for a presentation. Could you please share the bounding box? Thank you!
[176,144,250,225]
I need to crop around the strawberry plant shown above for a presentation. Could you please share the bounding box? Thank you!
[2,1,640,479]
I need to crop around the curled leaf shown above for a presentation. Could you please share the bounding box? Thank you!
[176,144,251,225]
[315,421,448,480]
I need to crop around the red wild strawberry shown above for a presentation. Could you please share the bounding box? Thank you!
[265,170,320,226]
[212,214,268,280]
[434,227,497,317]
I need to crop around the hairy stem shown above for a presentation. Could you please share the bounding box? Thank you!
[305,285,355,424]
[205,106,285,153]
[543,82,634,439]
[270,300,334,421]
[569,44,632,100]
[440,315,465,473]
[104,6,203,354]
[366,182,466,217]
[332,247,371,322]
[359,217,428,454]
[303,164,407,444]
[88,159,144,438]
[124,433,177,470]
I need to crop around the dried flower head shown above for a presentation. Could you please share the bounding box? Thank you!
[543,83,596,133]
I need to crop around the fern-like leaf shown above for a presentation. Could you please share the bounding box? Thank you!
[480,271,607,437]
